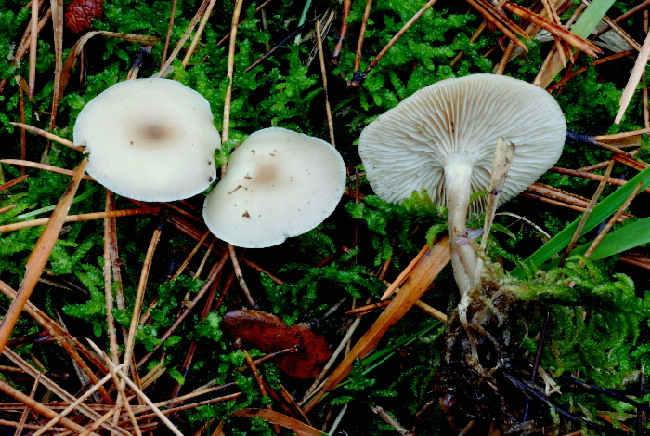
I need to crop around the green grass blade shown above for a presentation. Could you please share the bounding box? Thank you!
[512,165,650,278]
[570,218,650,260]
[569,0,617,38]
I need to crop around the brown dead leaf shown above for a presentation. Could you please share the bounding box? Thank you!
[223,310,332,379]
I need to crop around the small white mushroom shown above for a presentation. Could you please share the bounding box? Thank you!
[73,78,220,202]
[358,74,566,294]
[203,127,346,248]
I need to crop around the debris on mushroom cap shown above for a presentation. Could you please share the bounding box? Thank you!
[358,74,566,294]
[73,78,220,202]
[202,127,346,248]
[358,73,566,213]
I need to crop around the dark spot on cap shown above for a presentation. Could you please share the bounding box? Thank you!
[242,211,250,218]
[209,177,214,182]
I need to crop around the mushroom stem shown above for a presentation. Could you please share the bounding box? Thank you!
[444,158,477,295]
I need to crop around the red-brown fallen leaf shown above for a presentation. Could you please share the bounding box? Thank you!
[64,0,104,34]
[223,310,331,379]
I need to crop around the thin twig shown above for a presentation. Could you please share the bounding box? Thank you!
[560,160,615,265]
[160,0,178,70]
[355,0,374,73]
[301,311,363,405]
[32,365,124,436]
[122,220,163,374]
[88,340,184,436]
[550,166,650,192]
[350,0,439,86]
[29,0,38,98]
[222,0,244,141]
[2,348,127,434]
[228,244,256,308]
[331,0,352,62]
[49,0,64,131]
[584,181,644,258]
[413,300,448,323]
[316,19,335,147]
[182,0,216,67]
[17,79,26,177]
[503,0,601,57]
[381,245,428,300]
[0,207,160,233]
[158,0,212,76]
[0,175,29,192]
[0,280,113,404]
[136,259,224,367]
[103,191,121,366]
[10,122,81,151]
[170,231,210,281]
[371,405,414,435]
[241,258,284,284]
[242,349,280,433]
[15,375,40,436]
[465,0,528,53]
[0,159,94,179]
[0,377,98,435]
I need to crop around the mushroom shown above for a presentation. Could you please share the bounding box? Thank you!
[73,78,220,202]
[358,74,566,294]
[202,127,346,248]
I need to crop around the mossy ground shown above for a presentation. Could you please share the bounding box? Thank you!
[0,0,649,434]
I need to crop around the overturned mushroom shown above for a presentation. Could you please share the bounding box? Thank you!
[358,74,566,294]
[203,127,346,248]
[73,78,220,202]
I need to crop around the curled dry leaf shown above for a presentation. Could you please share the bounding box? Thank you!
[223,310,331,379]
[64,0,104,34]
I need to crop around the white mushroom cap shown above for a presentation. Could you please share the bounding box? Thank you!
[358,74,566,294]
[73,78,219,202]
[358,73,566,212]
[202,127,346,248]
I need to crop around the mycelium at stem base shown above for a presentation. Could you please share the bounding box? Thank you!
[444,155,477,295]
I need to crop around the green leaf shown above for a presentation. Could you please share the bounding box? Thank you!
[569,0,617,39]
[570,218,650,260]
[512,166,650,278]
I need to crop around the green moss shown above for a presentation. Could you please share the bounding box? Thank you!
[1,0,649,433]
